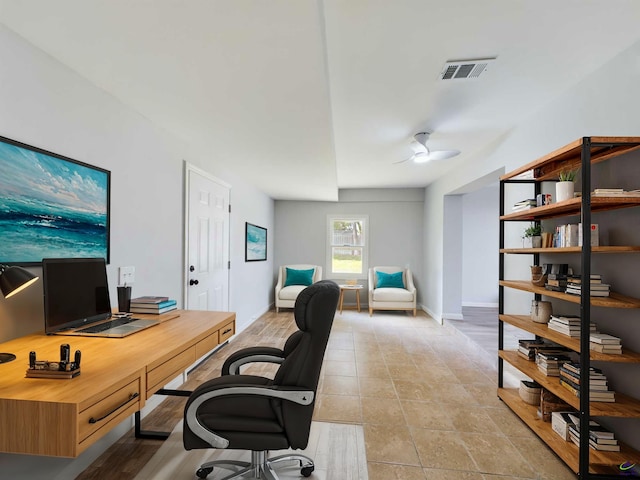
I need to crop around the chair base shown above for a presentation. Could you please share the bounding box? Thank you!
[196,450,314,480]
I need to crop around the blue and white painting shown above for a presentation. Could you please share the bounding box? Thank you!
[245,223,267,261]
[0,138,109,264]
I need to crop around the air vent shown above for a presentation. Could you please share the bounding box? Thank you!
[439,58,496,81]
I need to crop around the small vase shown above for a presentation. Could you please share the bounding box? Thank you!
[556,181,574,202]
[532,236,542,248]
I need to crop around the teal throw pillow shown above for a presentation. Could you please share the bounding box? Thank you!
[376,271,405,289]
[284,268,315,287]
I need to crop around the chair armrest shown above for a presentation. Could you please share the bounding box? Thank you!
[405,269,416,293]
[185,384,315,449]
[221,346,285,375]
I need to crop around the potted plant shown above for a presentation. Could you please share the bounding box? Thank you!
[556,169,577,202]
[523,223,542,248]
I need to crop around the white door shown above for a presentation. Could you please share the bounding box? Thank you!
[184,164,230,311]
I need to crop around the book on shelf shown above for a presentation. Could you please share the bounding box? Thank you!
[129,296,170,304]
[546,278,568,287]
[517,339,547,361]
[559,365,608,387]
[578,223,599,247]
[590,333,621,345]
[512,199,537,211]
[551,411,577,440]
[590,343,623,354]
[565,274,602,284]
[568,421,620,451]
[561,379,616,402]
[545,284,567,293]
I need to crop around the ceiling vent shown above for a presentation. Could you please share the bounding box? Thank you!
[439,58,496,81]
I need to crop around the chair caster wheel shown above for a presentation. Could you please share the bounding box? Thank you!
[301,465,314,477]
[196,466,213,478]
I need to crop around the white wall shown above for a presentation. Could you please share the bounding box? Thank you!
[422,39,640,448]
[461,184,499,307]
[0,24,274,478]
[274,188,424,307]
[441,194,462,320]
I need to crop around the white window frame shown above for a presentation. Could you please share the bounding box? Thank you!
[326,214,369,280]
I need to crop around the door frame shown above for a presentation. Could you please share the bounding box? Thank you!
[183,161,231,309]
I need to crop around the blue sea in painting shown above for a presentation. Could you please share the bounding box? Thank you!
[246,224,267,261]
[0,140,108,263]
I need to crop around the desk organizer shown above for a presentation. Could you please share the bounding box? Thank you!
[26,368,81,379]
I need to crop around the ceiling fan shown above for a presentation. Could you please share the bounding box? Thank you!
[395,132,460,164]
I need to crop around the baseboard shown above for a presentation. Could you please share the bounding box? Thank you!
[462,301,499,308]
[442,312,464,320]
[422,305,443,324]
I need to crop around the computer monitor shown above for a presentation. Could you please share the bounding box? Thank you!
[42,257,112,334]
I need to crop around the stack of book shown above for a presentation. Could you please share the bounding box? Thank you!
[565,274,610,297]
[559,362,615,402]
[567,413,620,451]
[554,224,580,248]
[517,338,547,361]
[545,273,568,292]
[547,315,597,338]
[535,349,572,376]
[592,188,640,197]
[512,199,537,212]
[129,296,177,314]
[590,332,622,354]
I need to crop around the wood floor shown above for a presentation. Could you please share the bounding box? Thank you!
[77,307,576,480]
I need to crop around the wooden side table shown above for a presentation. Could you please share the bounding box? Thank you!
[338,284,363,313]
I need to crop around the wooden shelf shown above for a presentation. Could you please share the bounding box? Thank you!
[501,196,640,221]
[500,246,640,254]
[500,280,640,309]
[500,314,640,363]
[498,388,640,473]
[499,351,640,417]
[501,137,640,181]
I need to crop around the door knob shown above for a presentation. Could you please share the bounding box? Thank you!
[189,265,195,272]
[190,279,199,286]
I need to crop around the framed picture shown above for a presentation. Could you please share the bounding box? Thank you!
[245,222,267,262]
[0,135,111,265]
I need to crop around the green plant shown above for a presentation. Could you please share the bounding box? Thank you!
[524,224,542,237]
[558,169,577,182]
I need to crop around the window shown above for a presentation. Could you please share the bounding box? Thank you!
[327,215,368,278]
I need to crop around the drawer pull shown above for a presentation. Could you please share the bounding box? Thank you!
[222,328,232,335]
[89,392,139,424]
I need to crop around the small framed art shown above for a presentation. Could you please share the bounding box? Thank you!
[245,222,267,262]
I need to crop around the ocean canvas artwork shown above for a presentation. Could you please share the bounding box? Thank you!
[245,223,267,261]
[0,138,110,264]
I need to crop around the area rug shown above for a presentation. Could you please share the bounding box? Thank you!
[134,421,367,480]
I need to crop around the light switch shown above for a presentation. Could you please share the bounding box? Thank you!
[119,266,135,285]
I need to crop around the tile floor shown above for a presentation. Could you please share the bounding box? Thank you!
[316,307,576,480]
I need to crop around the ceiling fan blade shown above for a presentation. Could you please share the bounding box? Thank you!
[393,154,415,164]
[427,149,461,161]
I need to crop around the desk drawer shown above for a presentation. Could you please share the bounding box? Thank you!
[219,321,235,343]
[78,377,141,445]
[195,330,219,359]
[146,347,196,396]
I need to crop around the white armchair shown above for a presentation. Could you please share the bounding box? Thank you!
[368,266,416,316]
[275,265,323,312]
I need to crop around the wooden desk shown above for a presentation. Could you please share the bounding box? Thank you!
[0,309,235,457]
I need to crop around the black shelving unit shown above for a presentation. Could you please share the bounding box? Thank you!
[498,137,640,479]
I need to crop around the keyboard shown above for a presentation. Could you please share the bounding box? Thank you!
[77,317,137,334]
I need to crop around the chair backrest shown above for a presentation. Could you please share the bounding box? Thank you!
[272,280,339,447]
[279,264,323,285]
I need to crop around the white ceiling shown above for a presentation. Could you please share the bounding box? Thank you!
[2,1,640,200]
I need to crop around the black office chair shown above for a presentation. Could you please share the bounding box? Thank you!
[183,280,339,479]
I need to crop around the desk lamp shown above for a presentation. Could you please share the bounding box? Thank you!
[0,265,39,363]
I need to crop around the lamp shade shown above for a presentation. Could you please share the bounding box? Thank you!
[0,265,39,363]
[0,265,39,298]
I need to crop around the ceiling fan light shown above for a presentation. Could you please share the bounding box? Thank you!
[413,152,430,163]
